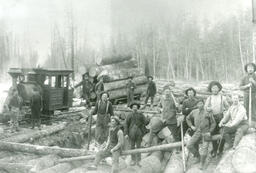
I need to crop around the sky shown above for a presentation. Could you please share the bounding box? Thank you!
[0,0,252,62]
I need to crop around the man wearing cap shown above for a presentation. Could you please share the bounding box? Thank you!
[182,87,198,135]
[88,116,124,173]
[8,87,23,132]
[143,76,156,109]
[148,85,181,146]
[126,76,136,107]
[74,73,94,108]
[124,101,149,166]
[219,95,249,150]
[91,92,114,144]
[186,99,216,170]
[95,76,105,102]
[205,81,229,157]
[240,63,256,124]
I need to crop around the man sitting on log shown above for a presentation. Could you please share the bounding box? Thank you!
[30,88,42,130]
[186,99,216,170]
[126,75,136,107]
[182,87,198,135]
[8,87,23,133]
[91,92,114,144]
[148,85,181,146]
[142,76,156,109]
[219,95,249,150]
[88,116,124,173]
[124,101,149,166]
[74,73,94,108]
[239,63,256,126]
[205,81,229,157]
[95,76,105,102]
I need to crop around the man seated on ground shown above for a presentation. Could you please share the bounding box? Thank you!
[186,99,216,170]
[88,116,124,173]
[219,95,249,150]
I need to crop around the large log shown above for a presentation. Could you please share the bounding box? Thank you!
[104,76,147,91]
[96,55,133,66]
[104,68,144,83]
[0,141,92,158]
[3,123,67,143]
[215,133,256,173]
[0,162,32,173]
[109,84,147,100]
[28,154,61,172]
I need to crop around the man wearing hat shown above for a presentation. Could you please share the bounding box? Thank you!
[205,81,229,157]
[95,76,105,103]
[126,76,136,107]
[182,87,198,135]
[74,73,94,108]
[88,116,124,173]
[143,76,156,109]
[91,91,114,144]
[240,62,256,125]
[124,101,149,166]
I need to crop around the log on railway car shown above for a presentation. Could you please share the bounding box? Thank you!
[8,68,74,115]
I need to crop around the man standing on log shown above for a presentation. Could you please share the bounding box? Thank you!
[219,95,249,150]
[91,92,114,144]
[142,76,156,109]
[239,63,256,126]
[8,87,23,132]
[186,99,216,170]
[95,76,105,102]
[182,87,198,135]
[74,73,94,108]
[126,76,136,107]
[88,116,124,173]
[205,81,229,157]
[148,85,181,146]
[125,101,149,166]
[30,88,42,130]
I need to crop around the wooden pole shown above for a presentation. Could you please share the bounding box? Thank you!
[87,113,92,150]
[249,86,252,126]
[180,122,186,172]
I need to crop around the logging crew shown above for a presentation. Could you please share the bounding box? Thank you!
[91,92,114,144]
[219,95,249,150]
[74,73,94,108]
[126,76,136,107]
[148,85,181,146]
[239,63,256,124]
[88,116,124,173]
[143,76,156,109]
[95,76,105,102]
[125,101,149,166]
[30,88,42,130]
[8,87,23,132]
[186,99,216,170]
[205,81,229,157]
[182,87,198,135]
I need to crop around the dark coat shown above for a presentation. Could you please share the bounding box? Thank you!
[146,81,157,97]
[31,92,42,119]
[75,80,94,98]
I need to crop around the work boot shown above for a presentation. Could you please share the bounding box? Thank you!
[199,155,207,170]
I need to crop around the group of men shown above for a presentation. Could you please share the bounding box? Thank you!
[85,62,256,172]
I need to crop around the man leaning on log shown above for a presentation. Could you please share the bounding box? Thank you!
[124,101,149,166]
[186,99,216,170]
[88,116,124,173]
[205,81,229,157]
[219,95,249,150]
[91,91,114,144]
[142,75,156,109]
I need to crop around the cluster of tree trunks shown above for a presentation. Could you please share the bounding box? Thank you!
[96,55,133,66]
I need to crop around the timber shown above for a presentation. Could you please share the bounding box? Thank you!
[0,141,93,158]
[96,55,132,65]
[0,162,33,173]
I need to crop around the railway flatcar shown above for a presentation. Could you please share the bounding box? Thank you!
[8,68,74,115]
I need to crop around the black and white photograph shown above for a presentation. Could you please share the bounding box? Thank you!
[0,0,255,172]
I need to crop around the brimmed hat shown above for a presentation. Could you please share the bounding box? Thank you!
[100,91,109,98]
[207,81,222,92]
[244,63,256,73]
[185,87,196,96]
[129,101,141,109]
[147,75,153,80]
[111,116,120,125]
